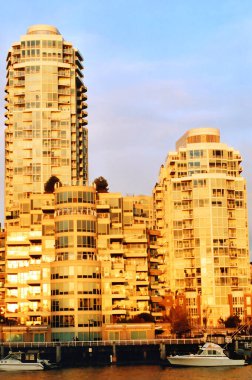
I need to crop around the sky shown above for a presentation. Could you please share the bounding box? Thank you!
[0,0,251,254]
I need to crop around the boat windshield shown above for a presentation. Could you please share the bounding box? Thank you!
[4,353,20,360]
[197,349,204,355]
[197,347,225,356]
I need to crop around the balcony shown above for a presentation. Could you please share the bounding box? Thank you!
[14,80,25,87]
[111,290,126,299]
[58,97,70,105]
[82,101,88,109]
[27,278,41,286]
[111,309,127,315]
[109,230,123,239]
[27,293,41,301]
[29,246,42,256]
[58,70,70,77]
[111,262,124,270]
[134,292,150,301]
[124,251,147,258]
[136,265,148,272]
[110,244,124,254]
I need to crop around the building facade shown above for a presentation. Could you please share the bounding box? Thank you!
[153,128,251,326]
[5,24,88,228]
[2,26,251,341]
[3,25,93,341]
[52,185,101,341]
[96,193,162,323]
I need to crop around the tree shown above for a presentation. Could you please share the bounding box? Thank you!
[94,176,109,193]
[224,315,241,328]
[44,176,62,193]
[169,305,191,337]
[136,313,155,323]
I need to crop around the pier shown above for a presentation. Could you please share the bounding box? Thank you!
[0,337,251,366]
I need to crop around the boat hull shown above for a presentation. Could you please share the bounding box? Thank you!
[0,362,44,371]
[167,356,245,367]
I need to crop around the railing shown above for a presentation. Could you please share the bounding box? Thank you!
[1,337,205,348]
[2,335,252,350]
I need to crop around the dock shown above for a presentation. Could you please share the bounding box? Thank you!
[1,336,251,366]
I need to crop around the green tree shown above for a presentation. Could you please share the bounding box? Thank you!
[94,176,109,193]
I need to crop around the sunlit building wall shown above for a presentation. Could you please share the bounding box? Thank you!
[97,193,154,323]
[5,185,102,341]
[154,128,250,326]
[5,192,54,341]
[123,196,152,318]
[52,185,102,341]
[0,231,6,320]
[147,229,167,321]
[4,24,88,228]
[4,25,92,340]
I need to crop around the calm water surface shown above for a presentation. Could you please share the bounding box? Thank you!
[0,365,251,380]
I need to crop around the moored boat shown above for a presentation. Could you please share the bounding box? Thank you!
[0,351,44,371]
[167,342,246,367]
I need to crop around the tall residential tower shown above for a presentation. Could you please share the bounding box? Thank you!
[5,24,88,226]
[4,26,93,340]
[153,128,250,326]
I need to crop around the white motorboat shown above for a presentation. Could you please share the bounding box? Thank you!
[167,342,246,367]
[0,351,44,371]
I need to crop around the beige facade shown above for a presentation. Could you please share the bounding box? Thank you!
[2,25,252,341]
[97,193,158,323]
[5,192,54,339]
[52,185,101,341]
[153,128,250,326]
[0,230,6,320]
[5,25,88,228]
[4,186,103,342]
[102,323,155,341]
[3,26,95,341]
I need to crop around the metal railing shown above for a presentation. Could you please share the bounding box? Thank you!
[1,337,205,349]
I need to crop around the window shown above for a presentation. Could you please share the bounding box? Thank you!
[130,331,147,340]
[109,332,120,340]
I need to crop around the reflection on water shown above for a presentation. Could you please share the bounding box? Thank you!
[1,365,251,380]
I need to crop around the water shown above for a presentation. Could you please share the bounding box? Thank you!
[0,365,251,380]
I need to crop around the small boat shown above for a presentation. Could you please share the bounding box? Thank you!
[0,351,44,371]
[167,342,246,367]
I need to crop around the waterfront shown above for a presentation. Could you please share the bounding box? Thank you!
[0,365,251,380]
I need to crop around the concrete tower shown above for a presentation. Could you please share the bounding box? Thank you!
[5,24,88,227]
[153,128,250,326]
[3,26,93,340]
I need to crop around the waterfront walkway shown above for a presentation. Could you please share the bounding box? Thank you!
[2,334,252,348]
[1,337,205,348]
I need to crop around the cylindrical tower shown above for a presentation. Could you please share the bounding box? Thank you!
[51,185,101,341]
[5,25,88,227]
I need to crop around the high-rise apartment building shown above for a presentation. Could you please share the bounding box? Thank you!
[4,25,93,341]
[153,128,251,326]
[5,24,88,226]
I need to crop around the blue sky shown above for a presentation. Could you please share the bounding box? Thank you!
[0,1,251,253]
